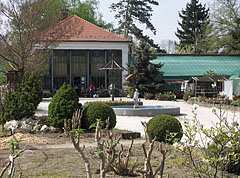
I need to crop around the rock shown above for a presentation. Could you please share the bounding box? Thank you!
[20,124,32,131]
[22,117,39,125]
[49,126,61,133]
[33,125,41,131]
[40,125,49,132]
[4,120,20,131]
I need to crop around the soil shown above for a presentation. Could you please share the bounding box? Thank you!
[0,132,238,178]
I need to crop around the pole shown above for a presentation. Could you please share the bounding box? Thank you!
[112,71,115,101]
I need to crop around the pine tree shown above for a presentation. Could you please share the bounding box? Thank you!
[128,39,164,95]
[175,0,209,53]
[110,0,160,49]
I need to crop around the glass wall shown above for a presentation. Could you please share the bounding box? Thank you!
[53,50,69,90]
[90,50,105,88]
[71,50,87,96]
[41,49,123,96]
[107,50,122,90]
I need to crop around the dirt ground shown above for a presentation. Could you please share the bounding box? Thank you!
[0,132,238,178]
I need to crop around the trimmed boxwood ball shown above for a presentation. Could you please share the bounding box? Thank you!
[82,102,116,130]
[48,82,79,128]
[148,115,183,144]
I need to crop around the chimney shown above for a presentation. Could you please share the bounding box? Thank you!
[60,5,69,21]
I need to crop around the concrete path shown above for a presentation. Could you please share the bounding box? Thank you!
[35,97,240,136]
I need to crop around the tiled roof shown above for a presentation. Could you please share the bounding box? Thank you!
[42,15,130,42]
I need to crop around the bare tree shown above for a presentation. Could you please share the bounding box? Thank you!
[0,0,81,81]
[159,40,177,54]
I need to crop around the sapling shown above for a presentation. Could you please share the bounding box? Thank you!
[138,121,172,178]
[0,140,25,178]
[176,104,240,178]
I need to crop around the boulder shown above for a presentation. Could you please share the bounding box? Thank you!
[40,125,49,132]
[20,124,32,132]
[4,120,20,131]
[33,125,41,132]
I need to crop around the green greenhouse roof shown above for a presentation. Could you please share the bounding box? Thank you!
[152,55,240,78]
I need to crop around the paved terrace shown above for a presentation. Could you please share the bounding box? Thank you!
[36,97,240,136]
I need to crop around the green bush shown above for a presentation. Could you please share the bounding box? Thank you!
[18,74,43,110]
[3,74,42,122]
[82,102,116,130]
[48,83,79,128]
[183,92,193,101]
[148,115,183,144]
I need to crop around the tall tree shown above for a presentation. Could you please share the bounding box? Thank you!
[110,0,160,49]
[63,0,113,30]
[128,39,164,95]
[175,0,209,54]
[208,0,240,54]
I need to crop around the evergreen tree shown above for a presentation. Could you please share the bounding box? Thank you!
[110,0,160,49]
[175,0,209,54]
[128,39,164,95]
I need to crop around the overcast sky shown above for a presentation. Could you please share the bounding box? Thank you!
[99,0,210,44]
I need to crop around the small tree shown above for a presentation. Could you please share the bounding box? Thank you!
[128,39,164,95]
[2,74,42,122]
[48,82,79,129]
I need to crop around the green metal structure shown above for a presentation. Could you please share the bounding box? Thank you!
[152,54,240,80]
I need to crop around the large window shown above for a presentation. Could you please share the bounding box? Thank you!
[107,50,122,89]
[90,50,105,88]
[53,50,69,89]
[71,50,87,76]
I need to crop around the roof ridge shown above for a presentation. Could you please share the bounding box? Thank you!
[73,15,129,41]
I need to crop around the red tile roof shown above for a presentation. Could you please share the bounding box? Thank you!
[42,15,130,42]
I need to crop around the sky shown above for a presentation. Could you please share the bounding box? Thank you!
[98,0,210,44]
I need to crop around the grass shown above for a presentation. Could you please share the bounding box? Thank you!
[0,125,10,137]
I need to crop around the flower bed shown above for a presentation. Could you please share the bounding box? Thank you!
[187,96,240,111]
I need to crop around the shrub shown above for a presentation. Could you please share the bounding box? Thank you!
[3,74,42,122]
[183,92,193,101]
[82,102,116,130]
[48,83,79,128]
[148,115,183,144]
[144,93,154,99]
[18,74,43,110]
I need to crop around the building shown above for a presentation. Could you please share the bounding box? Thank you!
[152,54,240,95]
[41,15,129,96]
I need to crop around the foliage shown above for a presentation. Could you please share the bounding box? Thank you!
[175,0,209,54]
[176,104,240,177]
[183,92,193,101]
[144,93,155,100]
[3,74,42,122]
[231,99,240,106]
[148,115,183,144]
[48,82,79,128]
[0,140,25,178]
[204,70,227,78]
[156,92,176,101]
[60,0,113,30]
[18,74,43,110]
[0,0,65,78]
[207,0,240,54]
[128,39,164,95]
[38,116,50,127]
[110,0,161,49]
[82,102,116,130]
